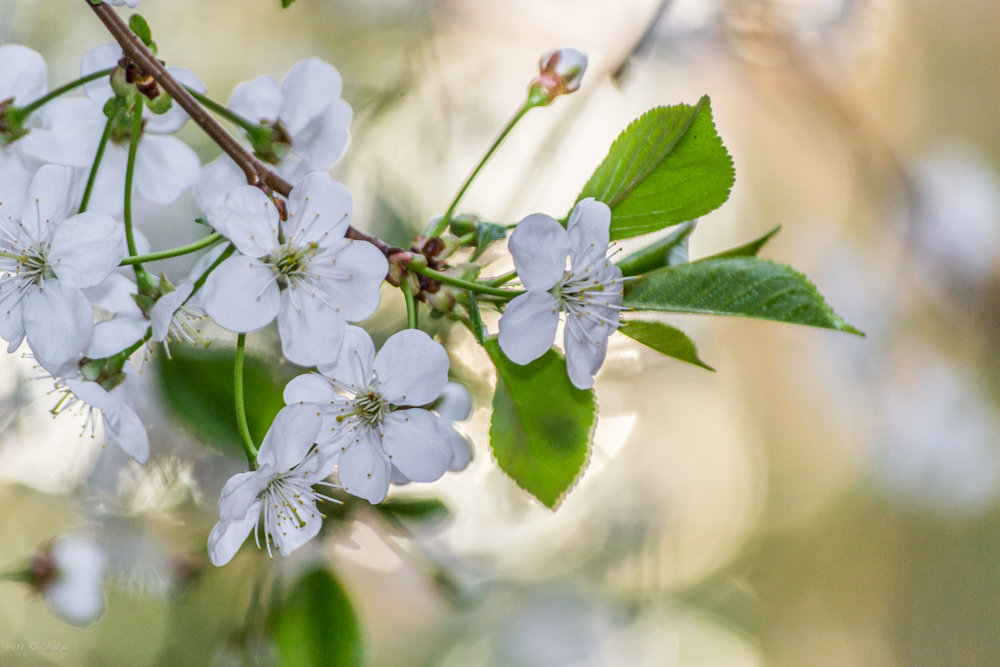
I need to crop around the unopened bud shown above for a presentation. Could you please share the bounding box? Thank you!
[110,65,137,102]
[449,213,480,237]
[528,48,588,106]
[0,99,28,144]
[424,285,456,313]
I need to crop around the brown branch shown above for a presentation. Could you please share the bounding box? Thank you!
[86,0,396,258]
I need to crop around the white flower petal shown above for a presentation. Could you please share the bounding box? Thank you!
[497,290,560,365]
[82,143,128,216]
[216,468,272,521]
[46,537,105,626]
[445,427,474,472]
[145,67,206,135]
[337,432,391,504]
[268,496,323,557]
[0,150,33,217]
[283,372,337,405]
[316,324,375,389]
[193,156,245,212]
[277,288,347,367]
[382,410,451,483]
[374,329,449,406]
[0,44,46,102]
[311,239,387,321]
[150,282,194,341]
[567,197,612,266]
[83,272,140,315]
[50,212,125,288]
[509,213,570,290]
[22,282,91,366]
[0,280,25,352]
[81,43,120,101]
[206,185,280,258]
[563,316,610,390]
[285,172,352,245]
[20,98,107,167]
[228,75,282,123]
[86,316,149,359]
[279,58,345,133]
[102,393,150,463]
[436,382,472,422]
[21,164,74,241]
[292,98,352,171]
[134,135,200,205]
[257,404,323,472]
[208,499,261,567]
[201,256,280,332]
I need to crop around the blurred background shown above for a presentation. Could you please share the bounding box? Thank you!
[2,0,1000,664]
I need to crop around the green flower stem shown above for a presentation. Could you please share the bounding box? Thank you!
[185,86,267,140]
[120,232,224,266]
[123,96,155,293]
[430,99,534,238]
[20,68,113,116]
[402,282,418,329]
[467,291,486,345]
[78,116,113,214]
[486,270,518,287]
[234,333,259,468]
[406,262,524,299]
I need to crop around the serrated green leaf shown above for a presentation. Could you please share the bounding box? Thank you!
[616,220,696,277]
[128,14,153,48]
[624,257,863,334]
[485,338,595,509]
[270,568,364,667]
[577,96,734,240]
[701,225,781,261]
[155,344,288,455]
[620,319,714,371]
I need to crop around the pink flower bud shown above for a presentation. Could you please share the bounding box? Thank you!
[528,47,588,106]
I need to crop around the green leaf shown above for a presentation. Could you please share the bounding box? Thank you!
[624,257,863,334]
[485,338,596,509]
[270,567,364,667]
[620,319,714,371]
[701,225,781,261]
[128,14,154,48]
[281,0,296,7]
[375,497,451,533]
[155,344,289,455]
[471,221,508,261]
[577,96,734,240]
[616,220,696,277]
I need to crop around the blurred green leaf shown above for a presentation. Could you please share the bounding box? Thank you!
[485,338,595,509]
[624,257,864,335]
[701,225,782,261]
[270,567,364,667]
[576,96,734,240]
[620,319,714,371]
[155,344,288,455]
[375,496,451,532]
[281,0,296,7]
[616,220,696,277]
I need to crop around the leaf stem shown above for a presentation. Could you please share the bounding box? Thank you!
[234,333,258,468]
[20,68,114,116]
[78,116,113,214]
[185,86,266,139]
[123,97,155,293]
[402,282,418,329]
[120,232,224,266]
[430,100,533,238]
[406,262,524,299]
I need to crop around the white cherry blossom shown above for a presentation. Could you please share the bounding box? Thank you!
[0,44,106,214]
[497,197,624,389]
[106,0,142,7]
[30,536,106,627]
[40,355,150,464]
[200,172,387,367]
[207,404,335,566]
[391,381,474,485]
[0,165,125,366]
[195,57,352,209]
[78,43,204,215]
[283,326,457,504]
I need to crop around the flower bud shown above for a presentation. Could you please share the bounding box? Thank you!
[27,537,106,627]
[424,285,456,313]
[528,47,588,106]
[0,98,28,144]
